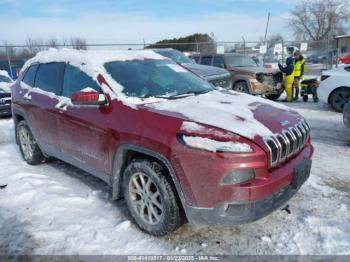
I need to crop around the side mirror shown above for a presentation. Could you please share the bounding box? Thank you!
[71,89,107,106]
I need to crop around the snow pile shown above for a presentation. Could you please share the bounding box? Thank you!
[182,135,253,153]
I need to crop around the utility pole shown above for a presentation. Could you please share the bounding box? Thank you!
[4,41,14,79]
[264,12,270,45]
[242,36,246,55]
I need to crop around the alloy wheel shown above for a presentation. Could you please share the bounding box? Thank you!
[18,126,35,161]
[129,172,163,225]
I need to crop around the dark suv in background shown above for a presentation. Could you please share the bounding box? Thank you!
[0,70,13,117]
[152,48,231,89]
[192,53,284,100]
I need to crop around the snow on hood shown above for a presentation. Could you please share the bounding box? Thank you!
[147,90,297,139]
[0,82,12,92]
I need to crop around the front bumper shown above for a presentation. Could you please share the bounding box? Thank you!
[0,104,11,117]
[184,160,311,225]
[249,79,283,95]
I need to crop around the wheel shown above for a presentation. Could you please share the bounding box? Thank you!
[16,120,45,165]
[233,81,250,94]
[329,87,350,112]
[265,94,281,101]
[122,159,183,236]
[303,95,308,102]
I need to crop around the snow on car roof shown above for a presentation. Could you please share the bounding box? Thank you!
[0,70,10,78]
[21,48,168,107]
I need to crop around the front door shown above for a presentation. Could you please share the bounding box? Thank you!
[56,63,110,174]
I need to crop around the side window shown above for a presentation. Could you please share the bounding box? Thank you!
[35,63,65,95]
[213,56,225,68]
[22,64,39,87]
[345,66,350,72]
[200,56,213,66]
[62,64,102,98]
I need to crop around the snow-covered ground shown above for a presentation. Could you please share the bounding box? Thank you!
[0,101,349,255]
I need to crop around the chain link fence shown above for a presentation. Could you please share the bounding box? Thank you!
[0,38,346,79]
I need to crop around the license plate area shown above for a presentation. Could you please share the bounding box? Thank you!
[292,160,312,189]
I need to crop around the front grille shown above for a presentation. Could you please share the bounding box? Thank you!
[264,120,310,168]
[256,72,283,86]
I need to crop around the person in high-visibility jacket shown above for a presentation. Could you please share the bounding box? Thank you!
[293,51,306,101]
[278,56,294,102]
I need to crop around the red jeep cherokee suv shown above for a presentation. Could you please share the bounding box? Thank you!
[12,49,313,236]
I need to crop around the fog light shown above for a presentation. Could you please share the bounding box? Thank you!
[222,169,255,185]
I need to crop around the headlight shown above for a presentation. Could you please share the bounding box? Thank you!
[178,134,254,153]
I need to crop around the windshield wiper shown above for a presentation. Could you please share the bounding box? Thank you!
[167,90,211,99]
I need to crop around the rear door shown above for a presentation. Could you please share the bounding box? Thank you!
[57,63,110,174]
[22,63,65,153]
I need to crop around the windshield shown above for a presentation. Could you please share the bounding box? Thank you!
[154,49,193,64]
[0,75,12,83]
[104,59,213,98]
[225,54,258,67]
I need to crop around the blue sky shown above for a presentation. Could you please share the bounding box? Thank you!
[0,0,298,44]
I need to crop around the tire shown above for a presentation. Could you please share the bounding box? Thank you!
[122,159,183,236]
[329,87,350,112]
[265,94,281,101]
[233,81,250,94]
[303,95,308,102]
[16,120,45,165]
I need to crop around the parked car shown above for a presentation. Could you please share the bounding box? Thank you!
[0,70,13,117]
[152,48,231,89]
[343,102,350,128]
[12,49,313,236]
[318,65,350,112]
[339,54,350,64]
[191,53,284,100]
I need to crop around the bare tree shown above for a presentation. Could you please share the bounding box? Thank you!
[70,37,87,50]
[47,38,59,48]
[25,37,44,55]
[288,0,350,41]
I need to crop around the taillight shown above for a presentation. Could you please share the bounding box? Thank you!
[321,75,330,81]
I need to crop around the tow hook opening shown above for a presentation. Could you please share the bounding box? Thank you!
[281,204,291,214]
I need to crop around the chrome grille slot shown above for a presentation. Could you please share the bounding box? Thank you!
[284,130,295,155]
[265,138,279,166]
[276,134,287,160]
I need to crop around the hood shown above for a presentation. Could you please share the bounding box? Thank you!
[182,63,230,79]
[145,90,303,142]
[229,66,279,75]
[0,82,12,93]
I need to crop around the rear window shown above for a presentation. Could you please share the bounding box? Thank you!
[22,64,39,87]
[345,66,350,72]
[62,64,102,98]
[35,63,65,95]
[200,56,213,66]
